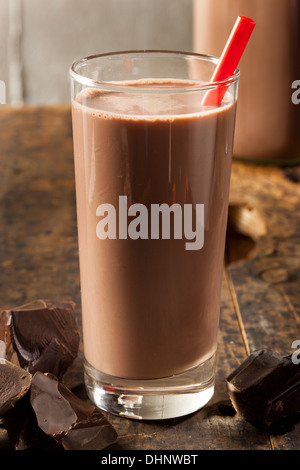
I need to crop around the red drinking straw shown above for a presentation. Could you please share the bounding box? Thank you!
[202,15,256,106]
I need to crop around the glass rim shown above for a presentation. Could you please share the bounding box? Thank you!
[69,50,240,94]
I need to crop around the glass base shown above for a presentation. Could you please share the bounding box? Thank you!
[84,354,216,420]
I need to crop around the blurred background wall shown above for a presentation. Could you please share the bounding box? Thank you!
[0,0,193,105]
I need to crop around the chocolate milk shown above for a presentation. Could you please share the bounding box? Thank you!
[72,83,236,379]
[194,0,300,163]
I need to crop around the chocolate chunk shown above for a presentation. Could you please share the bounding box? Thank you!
[30,372,118,450]
[2,393,56,450]
[226,349,300,425]
[0,300,80,379]
[0,359,31,418]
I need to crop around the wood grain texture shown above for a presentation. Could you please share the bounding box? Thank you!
[0,106,299,450]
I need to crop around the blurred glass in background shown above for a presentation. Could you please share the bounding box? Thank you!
[194,0,300,165]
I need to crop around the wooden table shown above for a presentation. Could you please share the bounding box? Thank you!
[0,106,299,451]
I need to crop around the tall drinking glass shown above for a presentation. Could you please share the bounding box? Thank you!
[70,51,239,420]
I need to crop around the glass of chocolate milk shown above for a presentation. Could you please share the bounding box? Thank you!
[70,51,239,420]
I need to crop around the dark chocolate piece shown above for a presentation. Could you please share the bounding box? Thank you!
[0,299,80,379]
[0,359,31,418]
[226,349,300,425]
[2,393,57,450]
[30,372,118,450]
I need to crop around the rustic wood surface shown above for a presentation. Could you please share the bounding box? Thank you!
[0,106,299,451]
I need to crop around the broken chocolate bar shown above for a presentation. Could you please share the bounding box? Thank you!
[226,349,300,425]
[30,371,118,450]
[0,300,80,380]
[2,393,57,450]
[0,359,31,418]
